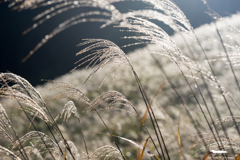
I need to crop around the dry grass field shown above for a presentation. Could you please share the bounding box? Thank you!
[0,0,240,159]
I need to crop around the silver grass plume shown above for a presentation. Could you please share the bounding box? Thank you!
[55,101,80,122]
[0,103,30,160]
[0,87,49,122]
[54,100,89,158]
[6,0,122,62]
[46,80,125,159]
[22,11,111,62]
[46,80,91,106]
[139,0,195,39]
[0,73,46,106]
[5,0,197,61]
[90,145,123,160]
[17,146,43,160]
[0,145,21,160]
[121,16,230,94]
[12,131,58,153]
[72,39,133,84]
[189,135,240,158]
[89,91,138,116]
[0,103,14,143]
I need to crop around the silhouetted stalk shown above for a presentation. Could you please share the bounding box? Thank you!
[75,115,89,159]
[42,103,76,160]
[165,42,224,155]
[121,53,168,159]
[191,30,240,137]
[132,70,168,160]
[138,125,162,160]
[45,122,65,156]
[171,53,223,151]
[136,83,167,160]
[165,48,222,159]
[179,33,229,158]
[89,104,126,160]
[173,30,230,157]
[115,93,163,160]
[151,54,209,151]
[186,25,240,158]
[200,73,234,156]
[180,34,225,137]
[190,73,228,159]
[153,39,222,157]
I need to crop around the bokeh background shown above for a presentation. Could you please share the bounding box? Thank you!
[0,0,240,86]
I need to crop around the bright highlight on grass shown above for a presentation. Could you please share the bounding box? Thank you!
[1,0,240,159]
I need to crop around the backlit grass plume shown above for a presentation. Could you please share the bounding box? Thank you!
[1,0,240,159]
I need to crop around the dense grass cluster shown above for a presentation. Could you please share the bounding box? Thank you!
[1,0,240,159]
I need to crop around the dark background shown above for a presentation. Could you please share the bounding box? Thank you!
[0,0,240,86]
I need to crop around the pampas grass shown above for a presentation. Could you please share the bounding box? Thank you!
[1,0,240,159]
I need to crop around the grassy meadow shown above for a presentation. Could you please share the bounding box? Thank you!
[0,0,240,159]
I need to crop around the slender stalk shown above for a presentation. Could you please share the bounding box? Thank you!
[133,70,168,160]
[1,79,56,160]
[90,105,126,160]
[76,116,89,159]
[180,33,228,158]
[43,103,75,156]
[192,30,240,137]
[151,54,209,151]
[16,78,73,159]
[0,119,29,160]
[205,1,240,95]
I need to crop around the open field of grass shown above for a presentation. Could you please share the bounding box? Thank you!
[0,0,240,159]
